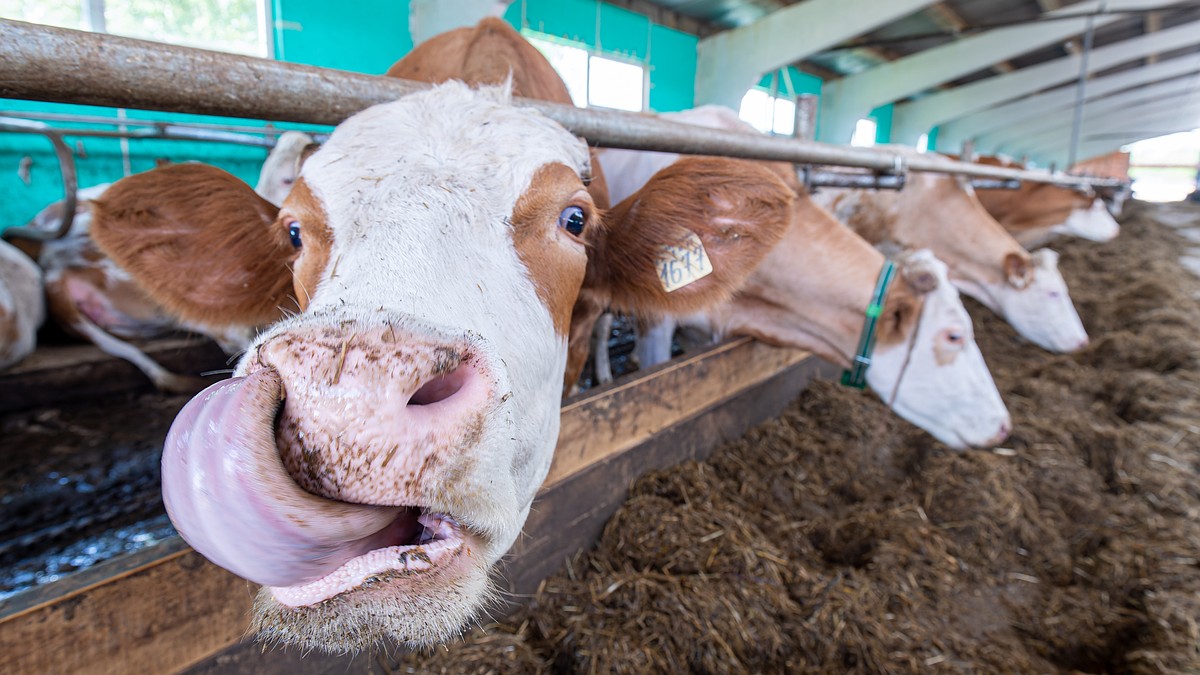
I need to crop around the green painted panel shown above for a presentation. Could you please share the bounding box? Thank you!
[870,103,893,145]
[648,25,696,113]
[597,3,649,60]
[274,0,411,74]
[519,0,598,46]
[756,67,821,97]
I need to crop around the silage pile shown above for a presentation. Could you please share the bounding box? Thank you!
[390,201,1200,674]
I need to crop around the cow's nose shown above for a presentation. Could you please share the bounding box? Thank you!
[1074,336,1090,351]
[252,323,494,505]
[986,420,1011,447]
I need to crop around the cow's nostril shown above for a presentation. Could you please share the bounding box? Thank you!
[409,364,469,406]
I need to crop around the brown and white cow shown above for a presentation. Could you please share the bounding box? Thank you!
[599,106,1011,449]
[27,134,314,391]
[89,19,793,652]
[816,148,1090,354]
[0,238,44,370]
[969,155,1120,248]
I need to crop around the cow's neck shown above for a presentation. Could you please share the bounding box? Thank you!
[713,197,887,368]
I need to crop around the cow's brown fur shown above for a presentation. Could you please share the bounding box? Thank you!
[963,155,1094,238]
[282,178,333,312]
[510,163,594,337]
[90,163,300,328]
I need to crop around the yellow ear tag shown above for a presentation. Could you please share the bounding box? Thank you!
[656,232,712,292]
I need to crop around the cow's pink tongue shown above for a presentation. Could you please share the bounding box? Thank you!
[161,369,403,587]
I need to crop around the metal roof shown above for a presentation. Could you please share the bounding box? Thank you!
[631,0,1200,164]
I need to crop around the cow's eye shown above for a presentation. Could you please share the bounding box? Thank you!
[558,206,586,236]
[287,220,302,248]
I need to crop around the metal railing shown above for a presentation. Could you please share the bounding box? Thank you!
[0,19,1129,193]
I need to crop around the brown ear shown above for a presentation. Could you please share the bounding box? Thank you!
[89,163,299,329]
[1003,251,1033,289]
[299,142,321,169]
[588,156,794,316]
[877,284,922,346]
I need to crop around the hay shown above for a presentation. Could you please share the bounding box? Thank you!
[391,201,1200,674]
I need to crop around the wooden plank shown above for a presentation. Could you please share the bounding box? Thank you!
[0,546,255,675]
[550,337,810,485]
[0,340,824,675]
[0,337,228,413]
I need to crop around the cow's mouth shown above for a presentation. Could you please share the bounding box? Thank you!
[159,368,483,593]
[269,509,469,607]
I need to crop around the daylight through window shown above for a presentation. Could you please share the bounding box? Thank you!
[525,33,646,112]
[0,0,267,57]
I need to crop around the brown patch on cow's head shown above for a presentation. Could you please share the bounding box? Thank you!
[90,163,300,329]
[510,162,593,336]
[1003,251,1033,289]
[876,280,924,347]
[282,178,334,312]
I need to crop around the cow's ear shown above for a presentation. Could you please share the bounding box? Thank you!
[90,163,299,329]
[587,156,794,315]
[1003,251,1033,289]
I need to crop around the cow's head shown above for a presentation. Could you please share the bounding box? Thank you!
[983,247,1088,352]
[840,163,1091,355]
[1054,195,1120,242]
[89,81,794,651]
[864,250,1009,448]
[719,201,1009,449]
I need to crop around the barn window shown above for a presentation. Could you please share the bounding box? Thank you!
[738,89,795,136]
[851,118,878,147]
[525,32,647,112]
[0,0,269,57]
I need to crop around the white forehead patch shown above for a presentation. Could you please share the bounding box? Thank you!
[302,80,591,241]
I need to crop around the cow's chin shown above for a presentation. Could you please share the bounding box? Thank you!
[251,540,493,652]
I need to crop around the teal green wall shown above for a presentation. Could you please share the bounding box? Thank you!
[869,104,894,145]
[271,0,412,74]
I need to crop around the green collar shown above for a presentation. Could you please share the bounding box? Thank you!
[841,260,898,389]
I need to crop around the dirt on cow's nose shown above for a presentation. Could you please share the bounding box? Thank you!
[251,321,495,505]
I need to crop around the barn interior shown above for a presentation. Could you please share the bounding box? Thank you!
[1,0,1198,673]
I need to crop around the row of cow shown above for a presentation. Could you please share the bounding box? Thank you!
[0,18,1122,653]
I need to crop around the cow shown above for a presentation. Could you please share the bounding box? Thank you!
[968,155,1120,248]
[599,106,1011,449]
[815,148,1090,354]
[0,238,44,370]
[87,19,795,652]
[26,134,314,391]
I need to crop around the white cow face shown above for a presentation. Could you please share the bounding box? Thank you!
[90,81,798,653]
[983,248,1089,352]
[867,250,1010,449]
[1054,198,1120,242]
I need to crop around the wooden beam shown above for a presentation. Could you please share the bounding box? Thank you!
[694,0,940,108]
[0,339,823,675]
[895,17,1200,146]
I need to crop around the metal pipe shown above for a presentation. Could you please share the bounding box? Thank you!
[0,121,279,146]
[0,109,311,136]
[799,167,907,191]
[0,20,1128,191]
[1067,1,1105,169]
[0,117,77,241]
[794,94,818,142]
[970,178,1023,190]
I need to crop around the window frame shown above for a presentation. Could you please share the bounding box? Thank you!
[3,0,272,58]
[522,29,648,113]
